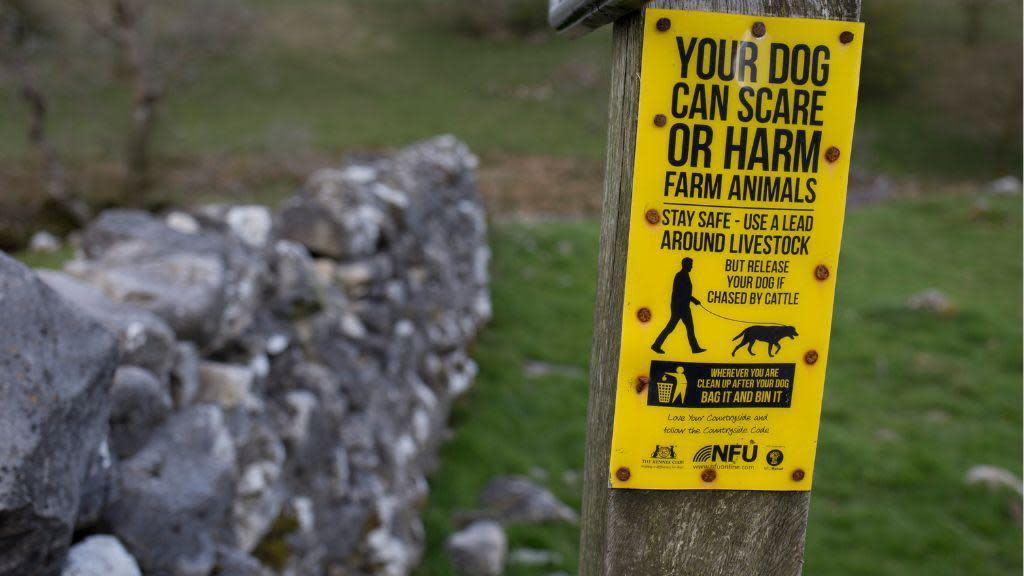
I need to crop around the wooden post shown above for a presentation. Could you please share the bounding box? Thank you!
[553,1,862,574]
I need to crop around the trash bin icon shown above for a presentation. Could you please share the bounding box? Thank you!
[657,376,675,404]
[657,367,687,405]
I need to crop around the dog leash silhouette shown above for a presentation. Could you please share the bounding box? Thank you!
[696,302,786,326]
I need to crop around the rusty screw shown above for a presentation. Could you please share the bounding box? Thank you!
[814,264,830,281]
[656,17,671,32]
[653,113,667,127]
[616,467,632,482]
[637,307,652,323]
[701,469,717,482]
[636,375,650,394]
[792,469,806,482]
[839,31,855,44]
[645,208,660,225]
[804,350,819,365]
[752,21,766,38]
[825,146,841,163]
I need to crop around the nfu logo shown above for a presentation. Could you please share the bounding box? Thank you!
[693,443,758,463]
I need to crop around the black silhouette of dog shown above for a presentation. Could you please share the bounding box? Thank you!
[731,325,798,357]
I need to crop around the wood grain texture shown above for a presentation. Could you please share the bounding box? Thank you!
[579,2,860,575]
[578,9,644,576]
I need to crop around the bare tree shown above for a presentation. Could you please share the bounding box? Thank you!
[83,0,249,202]
[0,0,88,224]
[961,0,991,46]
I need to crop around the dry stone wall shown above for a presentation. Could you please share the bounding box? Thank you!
[0,136,490,576]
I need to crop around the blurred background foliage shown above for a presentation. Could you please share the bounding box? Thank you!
[0,0,1020,248]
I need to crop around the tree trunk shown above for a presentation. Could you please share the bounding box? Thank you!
[11,66,88,225]
[123,87,160,200]
[1,0,88,224]
[109,0,162,201]
[962,0,989,46]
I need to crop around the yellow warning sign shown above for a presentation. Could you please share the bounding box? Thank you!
[609,9,863,491]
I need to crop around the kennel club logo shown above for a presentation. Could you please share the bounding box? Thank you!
[641,444,686,470]
[651,445,677,460]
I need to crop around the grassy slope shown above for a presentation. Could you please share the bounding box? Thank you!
[157,3,613,160]
[0,0,1019,181]
[417,194,1023,576]
[0,0,612,162]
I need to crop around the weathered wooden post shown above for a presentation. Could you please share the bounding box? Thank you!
[550,1,863,574]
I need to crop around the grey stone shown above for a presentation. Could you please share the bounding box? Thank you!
[986,175,1022,196]
[70,251,223,342]
[367,518,419,576]
[312,257,337,287]
[905,288,957,316]
[194,204,274,248]
[478,476,578,525]
[170,341,201,407]
[521,360,584,380]
[333,256,394,299]
[105,405,237,576]
[509,548,562,567]
[75,440,118,531]
[165,211,201,234]
[213,546,272,576]
[278,167,393,260]
[965,465,1023,496]
[446,520,507,576]
[278,390,319,447]
[109,366,173,459]
[30,230,62,253]
[269,239,321,315]
[266,333,290,355]
[0,253,118,575]
[231,424,286,553]
[39,270,177,381]
[197,361,256,409]
[71,209,267,350]
[62,535,141,576]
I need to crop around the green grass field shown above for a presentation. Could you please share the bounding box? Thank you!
[416,193,1023,576]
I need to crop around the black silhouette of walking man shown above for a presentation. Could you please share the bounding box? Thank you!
[652,257,706,355]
